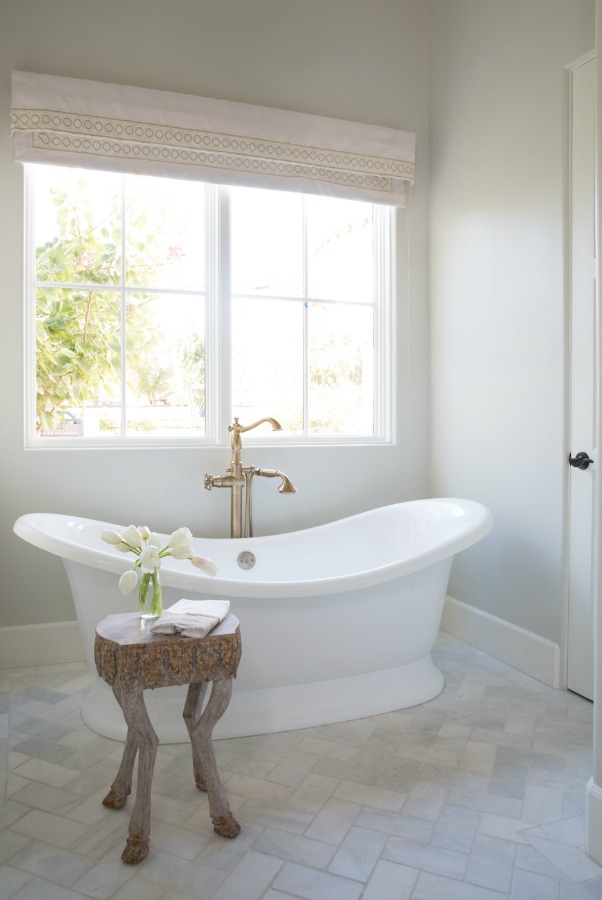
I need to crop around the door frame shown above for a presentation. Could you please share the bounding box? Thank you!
[586,2,602,864]
[566,51,596,700]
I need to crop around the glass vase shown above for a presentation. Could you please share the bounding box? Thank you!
[138,569,163,620]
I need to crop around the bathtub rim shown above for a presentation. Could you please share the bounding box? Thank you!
[13,497,493,600]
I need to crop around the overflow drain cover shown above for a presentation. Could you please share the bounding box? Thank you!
[237,550,256,570]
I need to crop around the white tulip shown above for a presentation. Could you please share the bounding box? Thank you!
[101,529,125,545]
[168,527,193,550]
[118,569,138,595]
[190,555,218,576]
[148,532,163,549]
[139,544,161,573]
[122,524,143,549]
[170,543,192,559]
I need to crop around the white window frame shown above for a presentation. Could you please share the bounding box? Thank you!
[24,167,395,449]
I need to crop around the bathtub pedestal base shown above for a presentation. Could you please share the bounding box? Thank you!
[82,652,445,742]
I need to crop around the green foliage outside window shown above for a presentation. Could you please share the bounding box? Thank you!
[34,174,206,435]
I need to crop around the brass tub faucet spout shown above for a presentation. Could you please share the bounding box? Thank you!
[204,418,296,538]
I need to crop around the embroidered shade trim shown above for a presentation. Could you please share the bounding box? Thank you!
[10,71,415,205]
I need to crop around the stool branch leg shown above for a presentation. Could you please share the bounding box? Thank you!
[102,680,137,810]
[184,679,240,838]
[183,681,209,789]
[119,685,159,863]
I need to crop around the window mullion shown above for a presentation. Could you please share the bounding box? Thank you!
[120,176,127,437]
[216,185,231,441]
[302,196,309,435]
[373,204,393,441]
[24,168,37,446]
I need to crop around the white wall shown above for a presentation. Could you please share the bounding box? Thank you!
[0,0,430,628]
[429,0,595,649]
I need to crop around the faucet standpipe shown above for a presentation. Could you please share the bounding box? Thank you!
[204,418,296,538]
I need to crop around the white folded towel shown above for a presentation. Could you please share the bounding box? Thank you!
[150,598,231,638]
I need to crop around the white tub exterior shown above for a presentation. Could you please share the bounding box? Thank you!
[14,498,493,741]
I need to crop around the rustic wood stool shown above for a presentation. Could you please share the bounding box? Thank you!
[94,611,242,864]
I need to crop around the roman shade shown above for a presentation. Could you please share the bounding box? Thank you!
[10,70,415,206]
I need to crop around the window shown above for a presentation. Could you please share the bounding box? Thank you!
[27,164,393,445]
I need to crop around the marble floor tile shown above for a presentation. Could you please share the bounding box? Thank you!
[302,796,361,843]
[521,815,586,847]
[478,812,537,844]
[326,824,387,880]
[311,754,380,785]
[10,809,85,849]
[355,806,434,843]
[232,798,312,835]
[8,781,83,815]
[465,833,516,892]
[0,865,32,899]
[285,773,339,814]
[430,803,480,852]
[361,858,418,900]
[135,850,226,898]
[8,878,85,900]
[383,834,469,879]
[265,750,318,788]
[333,779,405,812]
[271,860,363,900]
[413,870,506,899]
[510,867,561,899]
[524,835,602,883]
[402,778,448,821]
[209,851,282,900]
[7,839,96,887]
[10,757,81,788]
[253,826,336,868]
[70,858,136,900]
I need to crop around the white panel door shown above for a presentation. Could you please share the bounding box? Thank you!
[567,56,597,701]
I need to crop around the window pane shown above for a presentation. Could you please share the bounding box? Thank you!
[125,293,206,436]
[125,175,205,290]
[231,187,303,297]
[35,166,122,285]
[36,287,121,436]
[232,297,303,431]
[306,196,373,302]
[308,303,374,434]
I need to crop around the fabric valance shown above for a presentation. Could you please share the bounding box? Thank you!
[10,70,415,206]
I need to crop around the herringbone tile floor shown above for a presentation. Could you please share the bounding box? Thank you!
[1,632,601,899]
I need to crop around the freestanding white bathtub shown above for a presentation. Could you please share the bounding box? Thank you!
[14,498,492,742]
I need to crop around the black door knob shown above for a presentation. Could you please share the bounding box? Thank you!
[569,451,594,470]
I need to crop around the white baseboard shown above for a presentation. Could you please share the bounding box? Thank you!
[0,621,85,669]
[442,595,560,688]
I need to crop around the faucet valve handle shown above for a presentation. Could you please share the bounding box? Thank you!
[204,474,214,491]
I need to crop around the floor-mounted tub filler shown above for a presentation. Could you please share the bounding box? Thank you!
[14,498,493,742]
